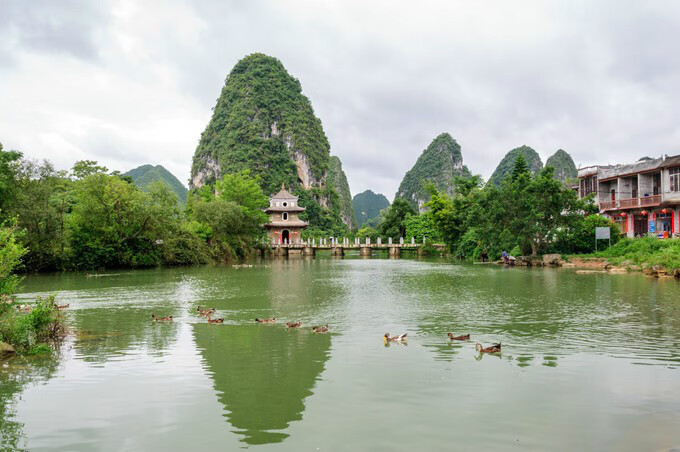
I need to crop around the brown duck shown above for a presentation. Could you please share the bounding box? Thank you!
[312,325,329,333]
[255,317,277,324]
[207,314,224,324]
[384,333,407,342]
[151,314,173,322]
[56,303,70,310]
[286,321,301,328]
[475,342,501,353]
[447,333,470,341]
[197,306,216,317]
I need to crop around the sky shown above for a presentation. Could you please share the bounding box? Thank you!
[1,0,680,200]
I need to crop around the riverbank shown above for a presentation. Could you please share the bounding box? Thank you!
[498,237,680,279]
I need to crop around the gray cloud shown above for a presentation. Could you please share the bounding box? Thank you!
[1,0,680,200]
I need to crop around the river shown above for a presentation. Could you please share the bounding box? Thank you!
[2,256,679,451]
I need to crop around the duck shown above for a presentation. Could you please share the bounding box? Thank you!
[384,333,407,342]
[15,304,32,313]
[447,333,470,341]
[207,314,224,324]
[56,303,70,310]
[255,317,277,323]
[475,342,501,353]
[151,314,173,322]
[312,325,329,333]
[197,306,216,317]
[286,321,301,328]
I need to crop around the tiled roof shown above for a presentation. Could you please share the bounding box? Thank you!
[265,220,308,227]
[271,184,298,199]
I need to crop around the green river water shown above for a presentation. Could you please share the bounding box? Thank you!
[2,256,680,451]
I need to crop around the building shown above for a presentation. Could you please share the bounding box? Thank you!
[264,185,308,244]
[577,155,680,238]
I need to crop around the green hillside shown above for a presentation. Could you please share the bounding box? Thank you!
[189,53,346,229]
[124,164,188,203]
[488,145,543,185]
[353,190,390,226]
[545,149,577,183]
[395,133,470,210]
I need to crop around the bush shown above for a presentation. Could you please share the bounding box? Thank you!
[598,237,680,271]
[555,214,621,254]
[0,295,64,352]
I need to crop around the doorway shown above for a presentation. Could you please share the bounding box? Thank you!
[633,215,648,237]
[281,230,290,244]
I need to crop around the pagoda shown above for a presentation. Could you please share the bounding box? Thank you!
[264,185,308,244]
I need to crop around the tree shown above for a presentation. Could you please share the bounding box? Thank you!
[511,154,530,181]
[71,160,108,180]
[0,219,26,304]
[215,170,269,228]
[379,198,417,239]
[0,143,22,217]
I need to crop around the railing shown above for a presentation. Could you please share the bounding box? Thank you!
[600,200,616,210]
[619,198,639,208]
[640,194,662,206]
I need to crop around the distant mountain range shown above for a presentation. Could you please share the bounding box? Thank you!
[353,190,390,227]
[124,164,188,204]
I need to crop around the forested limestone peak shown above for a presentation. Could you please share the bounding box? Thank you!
[488,145,543,185]
[352,190,390,227]
[395,133,470,211]
[545,149,577,183]
[124,164,188,204]
[327,156,355,229]
[190,53,347,229]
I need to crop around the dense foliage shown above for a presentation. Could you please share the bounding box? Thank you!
[124,164,188,204]
[379,198,418,240]
[352,190,390,226]
[488,145,543,185]
[426,157,604,259]
[395,133,470,210]
[0,143,269,271]
[190,53,347,230]
[545,149,577,183]
[0,222,64,354]
[327,156,355,229]
[596,237,680,271]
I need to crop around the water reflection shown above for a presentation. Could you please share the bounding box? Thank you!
[0,356,58,450]
[193,324,331,445]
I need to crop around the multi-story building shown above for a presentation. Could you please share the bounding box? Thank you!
[577,155,680,238]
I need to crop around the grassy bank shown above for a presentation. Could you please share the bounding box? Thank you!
[575,237,680,272]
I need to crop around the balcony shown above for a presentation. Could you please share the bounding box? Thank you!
[640,194,662,206]
[599,194,662,211]
[600,200,616,210]
[619,198,639,208]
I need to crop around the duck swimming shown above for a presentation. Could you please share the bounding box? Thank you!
[151,314,173,322]
[255,317,277,323]
[312,325,329,333]
[197,306,216,317]
[384,333,407,342]
[447,333,470,341]
[56,303,70,310]
[207,314,224,324]
[286,321,301,328]
[475,342,501,353]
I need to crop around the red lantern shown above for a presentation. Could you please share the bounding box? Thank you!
[641,210,647,215]
[662,209,668,213]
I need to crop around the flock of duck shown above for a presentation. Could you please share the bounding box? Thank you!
[152,308,502,353]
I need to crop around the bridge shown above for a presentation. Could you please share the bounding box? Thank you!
[265,238,446,257]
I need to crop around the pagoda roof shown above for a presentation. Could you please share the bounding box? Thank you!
[271,184,298,200]
[265,220,309,228]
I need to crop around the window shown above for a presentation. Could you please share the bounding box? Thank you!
[580,176,597,197]
[283,202,288,207]
[291,202,295,206]
[276,202,280,207]
[282,212,288,221]
[670,167,680,192]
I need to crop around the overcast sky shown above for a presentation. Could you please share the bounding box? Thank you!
[1,0,679,199]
